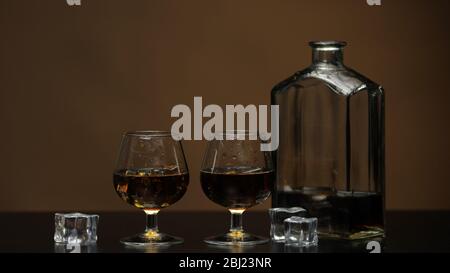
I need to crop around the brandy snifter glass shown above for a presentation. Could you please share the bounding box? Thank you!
[200,131,274,246]
[113,131,189,246]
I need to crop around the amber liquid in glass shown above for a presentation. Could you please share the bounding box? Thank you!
[113,168,189,210]
[200,167,273,209]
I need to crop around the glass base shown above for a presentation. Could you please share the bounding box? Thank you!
[120,231,183,246]
[204,231,269,246]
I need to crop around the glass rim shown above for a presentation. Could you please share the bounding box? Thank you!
[123,130,173,137]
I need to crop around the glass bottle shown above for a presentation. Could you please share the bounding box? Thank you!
[271,41,385,240]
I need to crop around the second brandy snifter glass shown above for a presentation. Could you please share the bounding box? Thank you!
[113,131,189,246]
[200,131,274,246]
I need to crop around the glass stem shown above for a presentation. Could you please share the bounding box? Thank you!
[229,209,245,234]
[145,209,159,233]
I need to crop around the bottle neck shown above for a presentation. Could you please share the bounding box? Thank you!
[312,49,343,65]
[309,41,346,68]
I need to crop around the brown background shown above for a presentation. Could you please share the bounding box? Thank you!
[1,0,449,212]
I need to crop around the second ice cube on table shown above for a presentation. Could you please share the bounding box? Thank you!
[268,207,306,242]
[284,216,318,247]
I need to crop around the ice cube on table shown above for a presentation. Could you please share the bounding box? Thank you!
[54,213,99,245]
[54,243,98,253]
[268,207,307,242]
[284,216,318,247]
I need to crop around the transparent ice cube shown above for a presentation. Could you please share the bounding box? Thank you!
[54,213,99,245]
[268,207,307,242]
[284,216,318,247]
[54,243,98,253]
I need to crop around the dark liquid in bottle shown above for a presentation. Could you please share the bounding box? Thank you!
[113,168,189,210]
[200,167,273,210]
[274,189,384,239]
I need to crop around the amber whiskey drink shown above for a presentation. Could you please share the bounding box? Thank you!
[114,168,189,210]
[200,167,273,209]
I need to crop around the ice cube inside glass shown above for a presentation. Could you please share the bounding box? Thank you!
[54,213,99,245]
[284,216,318,247]
[268,207,307,242]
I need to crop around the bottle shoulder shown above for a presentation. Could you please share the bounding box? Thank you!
[272,65,383,97]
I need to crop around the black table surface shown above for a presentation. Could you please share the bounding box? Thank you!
[1,211,449,253]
